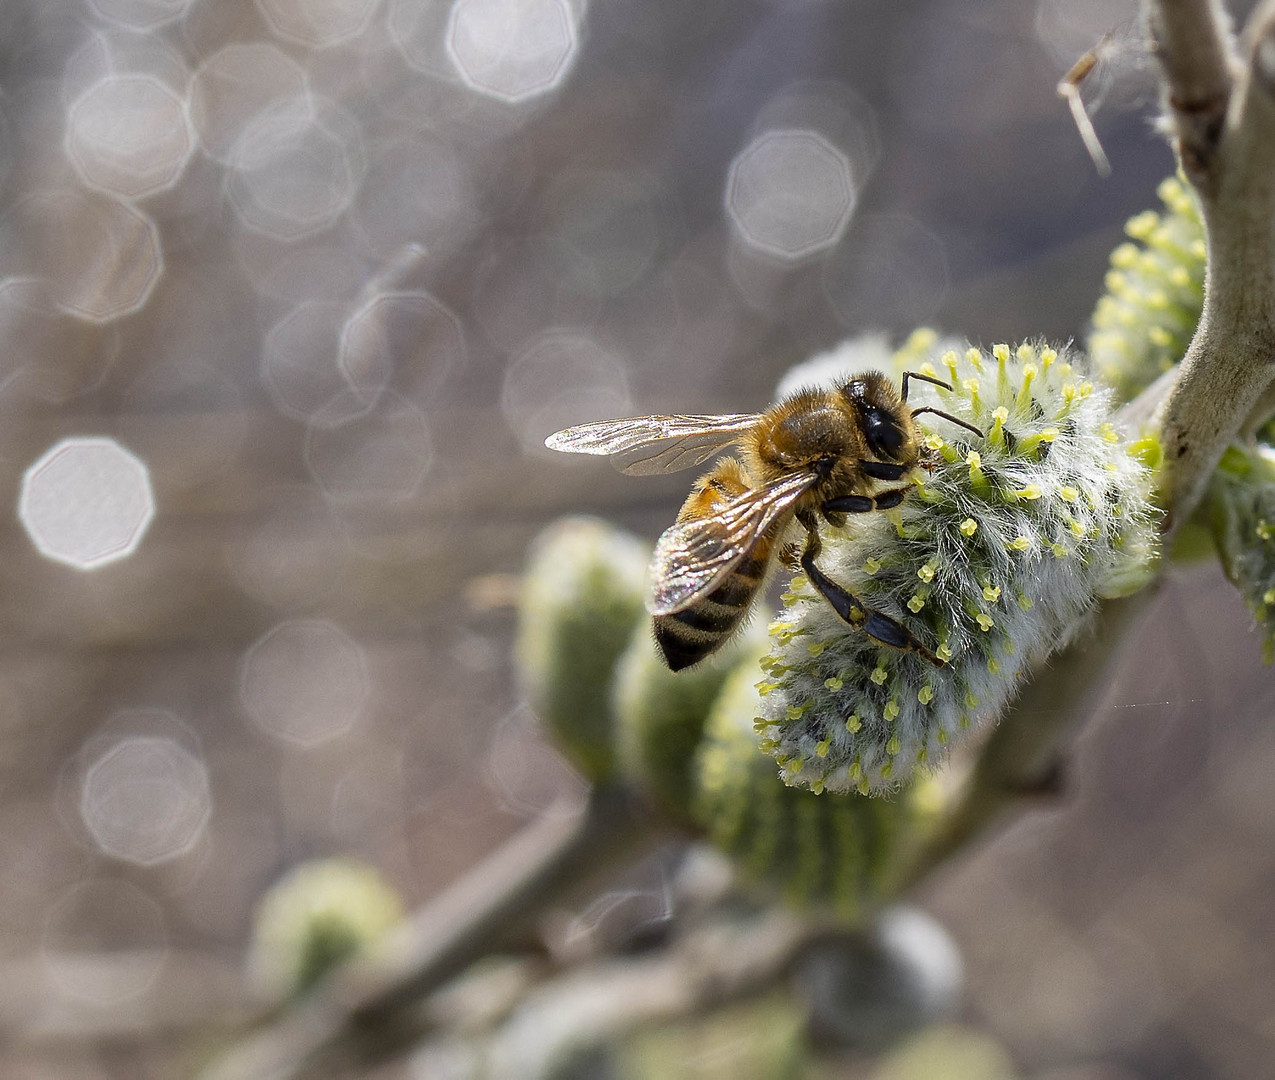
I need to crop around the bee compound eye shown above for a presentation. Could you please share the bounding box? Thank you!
[863,407,905,459]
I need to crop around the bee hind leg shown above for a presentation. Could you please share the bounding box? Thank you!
[797,518,943,667]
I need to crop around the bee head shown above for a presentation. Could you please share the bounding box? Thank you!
[844,375,908,461]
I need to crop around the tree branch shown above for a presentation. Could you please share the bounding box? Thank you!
[199,784,662,1080]
[1153,0,1275,528]
[1145,0,1235,183]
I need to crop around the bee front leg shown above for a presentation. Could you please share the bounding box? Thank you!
[797,516,943,667]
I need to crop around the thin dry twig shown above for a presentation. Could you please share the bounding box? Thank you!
[1058,35,1114,177]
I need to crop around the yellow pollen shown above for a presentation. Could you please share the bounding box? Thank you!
[982,585,1001,602]
[1016,484,1043,500]
[1060,486,1079,502]
[907,594,926,612]
[959,518,978,536]
[917,562,936,583]
[1010,536,1031,551]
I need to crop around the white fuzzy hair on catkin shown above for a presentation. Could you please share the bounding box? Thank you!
[755,342,1160,795]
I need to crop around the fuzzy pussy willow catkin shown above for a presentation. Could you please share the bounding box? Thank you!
[1088,175,1205,402]
[756,342,1160,795]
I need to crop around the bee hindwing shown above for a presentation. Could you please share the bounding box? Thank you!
[545,414,762,475]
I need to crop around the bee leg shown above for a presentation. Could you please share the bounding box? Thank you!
[797,518,944,667]
[823,488,910,514]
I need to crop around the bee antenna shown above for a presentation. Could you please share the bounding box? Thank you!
[910,406,983,439]
[900,370,953,401]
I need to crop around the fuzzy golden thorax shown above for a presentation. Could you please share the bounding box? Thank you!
[740,371,925,505]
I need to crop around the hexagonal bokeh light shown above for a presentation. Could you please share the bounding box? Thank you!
[3,189,163,322]
[447,0,580,103]
[255,0,380,48]
[226,97,363,240]
[19,437,155,570]
[80,735,212,866]
[725,128,858,261]
[86,0,191,28]
[66,74,194,199]
[188,43,309,163]
[239,619,370,746]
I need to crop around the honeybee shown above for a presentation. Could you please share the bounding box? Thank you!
[545,371,982,671]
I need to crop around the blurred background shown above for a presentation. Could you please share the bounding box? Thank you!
[1,0,1274,1076]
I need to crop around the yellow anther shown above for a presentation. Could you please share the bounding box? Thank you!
[824,676,843,691]
[982,585,1001,602]
[846,713,862,733]
[959,518,978,536]
[976,613,994,631]
[870,666,888,686]
[884,699,900,721]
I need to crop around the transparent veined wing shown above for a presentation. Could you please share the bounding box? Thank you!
[647,470,818,615]
[544,413,762,475]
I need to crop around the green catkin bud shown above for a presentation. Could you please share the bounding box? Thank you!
[516,516,650,781]
[251,858,404,999]
[1088,175,1205,402]
[614,620,766,824]
[694,652,942,918]
[1209,444,1275,661]
[757,342,1160,795]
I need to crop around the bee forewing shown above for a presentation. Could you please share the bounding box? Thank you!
[544,414,762,475]
[646,470,818,615]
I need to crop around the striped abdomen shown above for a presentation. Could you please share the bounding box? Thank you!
[651,457,782,671]
[652,536,774,670]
